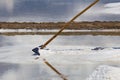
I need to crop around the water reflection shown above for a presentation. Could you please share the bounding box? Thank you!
[0,35,14,47]
[0,62,53,80]
[0,35,120,48]
[0,62,120,80]
[0,62,19,77]
[0,35,120,80]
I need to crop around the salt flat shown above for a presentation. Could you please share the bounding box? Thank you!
[0,35,120,80]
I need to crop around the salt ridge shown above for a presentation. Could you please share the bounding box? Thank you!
[86,65,120,80]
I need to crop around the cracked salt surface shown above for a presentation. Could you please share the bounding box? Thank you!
[86,65,120,80]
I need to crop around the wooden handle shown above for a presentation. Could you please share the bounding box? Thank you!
[40,0,99,49]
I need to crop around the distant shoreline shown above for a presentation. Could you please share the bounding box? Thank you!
[1,21,120,36]
[0,21,120,30]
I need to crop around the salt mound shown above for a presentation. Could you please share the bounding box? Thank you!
[86,65,120,80]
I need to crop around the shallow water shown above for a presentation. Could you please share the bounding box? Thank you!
[0,35,120,80]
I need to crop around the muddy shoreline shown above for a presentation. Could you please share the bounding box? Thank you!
[0,21,120,30]
[1,21,120,35]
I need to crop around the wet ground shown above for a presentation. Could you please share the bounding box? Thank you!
[0,35,120,80]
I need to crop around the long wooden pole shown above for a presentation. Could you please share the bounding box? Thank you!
[39,0,99,80]
[40,0,99,49]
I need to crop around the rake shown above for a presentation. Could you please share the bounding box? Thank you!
[32,0,99,80]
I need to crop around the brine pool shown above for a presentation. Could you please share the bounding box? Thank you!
[0,35,120,80]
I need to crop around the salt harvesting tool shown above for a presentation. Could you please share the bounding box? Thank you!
[32,0,99,80]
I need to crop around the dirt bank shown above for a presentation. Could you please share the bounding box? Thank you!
[0,21,120,30]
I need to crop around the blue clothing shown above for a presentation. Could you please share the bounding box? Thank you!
[32,47,40,56]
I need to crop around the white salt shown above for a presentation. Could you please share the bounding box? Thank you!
[86,65,120,80]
